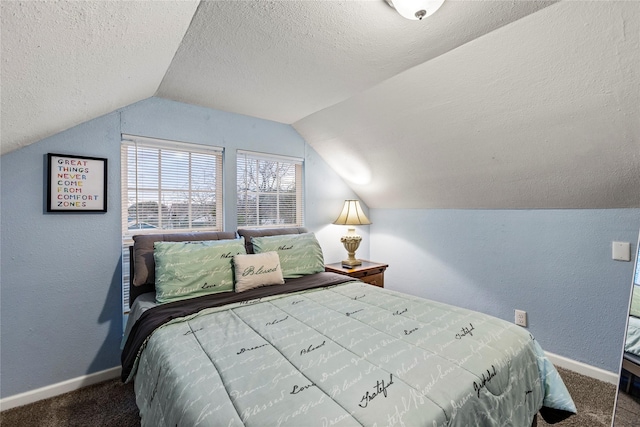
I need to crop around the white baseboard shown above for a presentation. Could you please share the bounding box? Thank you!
[545,351,619,385]
[0,366,121,411]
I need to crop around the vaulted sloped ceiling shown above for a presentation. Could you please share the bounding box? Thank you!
[2,1,638,209]
[296,1,640,208]
[157,0,554,124]
[0,0,199,153]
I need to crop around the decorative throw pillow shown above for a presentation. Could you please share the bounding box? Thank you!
[250,232,324,279]
[154,239,246,304]
[233,252,285,292]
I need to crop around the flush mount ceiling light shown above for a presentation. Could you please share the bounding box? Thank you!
[385,0,446,20]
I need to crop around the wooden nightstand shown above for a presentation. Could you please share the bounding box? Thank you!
[324,261,388,288]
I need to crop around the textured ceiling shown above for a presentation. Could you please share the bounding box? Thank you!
[1,0,199,154]
[157,0,554,124]
[2,1,638,209]
[295,1,640,208]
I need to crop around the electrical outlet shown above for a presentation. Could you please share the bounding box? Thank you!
[515,309,527,327]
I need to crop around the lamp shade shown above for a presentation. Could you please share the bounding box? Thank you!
[333,200,372,226]
[388,0,445,20]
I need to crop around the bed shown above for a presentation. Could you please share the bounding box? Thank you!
[625,315,640,357]
[621,288,640,393]
[121,228,576,426]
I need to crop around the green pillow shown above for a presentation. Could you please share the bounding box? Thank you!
[630,286,640,318]
[154,239,246,304]
[251,232,324,279]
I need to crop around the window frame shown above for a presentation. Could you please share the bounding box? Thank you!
[121,135,224,237]
[236,150,304,229]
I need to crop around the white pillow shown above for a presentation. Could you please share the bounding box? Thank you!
[234,252,285,292]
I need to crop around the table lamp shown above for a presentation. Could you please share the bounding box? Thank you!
[333,199,372,267]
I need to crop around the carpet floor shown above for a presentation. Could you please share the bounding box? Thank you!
[0,380,139,427]
[1,367,636,426]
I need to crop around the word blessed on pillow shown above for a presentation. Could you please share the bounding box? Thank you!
[240,263,280,278]
[234,252,285,292]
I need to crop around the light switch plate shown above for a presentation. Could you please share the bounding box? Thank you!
[612,241,631,261]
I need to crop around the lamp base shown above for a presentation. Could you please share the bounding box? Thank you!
[340,231,363,268]
[342,258,363,268]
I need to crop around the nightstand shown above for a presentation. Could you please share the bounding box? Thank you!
[324,261,388,288]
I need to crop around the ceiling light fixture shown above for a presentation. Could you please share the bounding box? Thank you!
[385,0,445,20]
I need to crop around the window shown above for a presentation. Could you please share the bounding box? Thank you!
[121,135,223,234]
[237,150,303,228]
[120,135,223,312]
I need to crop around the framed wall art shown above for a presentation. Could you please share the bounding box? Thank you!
[47,153,107,212]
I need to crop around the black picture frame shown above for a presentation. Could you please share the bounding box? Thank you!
[47,153,107,212]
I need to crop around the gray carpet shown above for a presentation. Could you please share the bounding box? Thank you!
[0,379,139,427]
[0,367,636,426]
[615,391,640,427]
[538,368,616,427]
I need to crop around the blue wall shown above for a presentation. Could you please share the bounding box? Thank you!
[370,209,639,373]
[0,97,364,398]
[2,96,636,399]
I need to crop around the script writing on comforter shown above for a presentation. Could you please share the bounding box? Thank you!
[129,282,576,427]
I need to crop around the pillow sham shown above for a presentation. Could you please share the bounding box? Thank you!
[131,232,236,288]
[154,239,246,304]
[233,252,285,292]
[250,232,324,279]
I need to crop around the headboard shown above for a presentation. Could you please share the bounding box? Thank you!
[237,227,308,254]
[128,231,237,307]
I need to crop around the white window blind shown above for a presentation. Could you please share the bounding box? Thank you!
[237,150,303,228]
[120,135,223,313]
[121,135,223,235]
